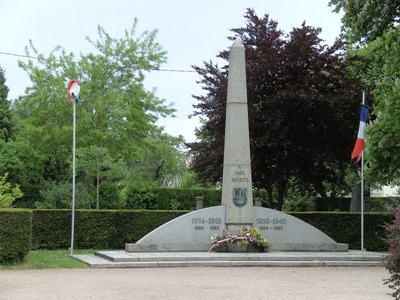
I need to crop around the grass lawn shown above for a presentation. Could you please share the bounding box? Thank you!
[0,249,94,270]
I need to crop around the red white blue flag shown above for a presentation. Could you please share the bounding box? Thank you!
[67,80,80,103]
[351,105,369,162]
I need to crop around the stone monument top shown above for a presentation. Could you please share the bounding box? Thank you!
[221,39,253,229]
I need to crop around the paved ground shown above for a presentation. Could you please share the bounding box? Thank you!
[0,266,392,299]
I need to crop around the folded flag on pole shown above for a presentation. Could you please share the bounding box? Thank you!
[351,105,369,162]
[67,80,80,103]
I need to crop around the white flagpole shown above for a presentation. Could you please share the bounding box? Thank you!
[70,95,76,256]
[361,91,365,251]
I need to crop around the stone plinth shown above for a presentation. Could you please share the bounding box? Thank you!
[125,206,347,252]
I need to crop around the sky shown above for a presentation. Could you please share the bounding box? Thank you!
[0,0,343,143]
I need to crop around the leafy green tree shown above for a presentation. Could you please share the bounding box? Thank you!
[353,27,400,186]
[0,173,23,208]
[77,145,126,209]
[34,181,93,209]
[0,139,45,207]
[188,9,362,210]
[331,1,400,186]
[15,19,174,179]
[0,66,12,141]
[124,133,188,189]
[329,0,400,44]
[10,19,183,207]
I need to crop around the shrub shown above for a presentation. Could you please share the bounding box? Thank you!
[99,182,122,209]
[35,181,93,209]
[124,187,158,210]
[0,209,32,264]
[0,173,23,208]
[384,200,400,299]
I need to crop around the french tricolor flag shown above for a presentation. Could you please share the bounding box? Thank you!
[67,80,80,103]
[351,105,369,162]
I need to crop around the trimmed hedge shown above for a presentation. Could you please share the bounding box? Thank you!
[0,209,32,263]
[32,210,187,249]
[30,209,394,251]
[291,212,393,251]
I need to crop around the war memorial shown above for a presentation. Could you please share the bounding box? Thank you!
[73,40,389,268]
[124,40,347,253]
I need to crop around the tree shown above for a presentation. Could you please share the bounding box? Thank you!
[77,145,126,209]
[16,19,174,174]
[0,139,45,207]
[188,9,362,210]
[0,66,12,141]
[123,133,189,188]
[329,0,400,44]
[355,28,400,186]
[0,173,23,208]
[10,19,180,206]
[331,1,400,186]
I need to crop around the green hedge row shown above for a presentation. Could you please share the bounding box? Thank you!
[0,209,32,263]
[32,210,187,250]
[29,209,394,251]
[0,209,392,257]
[291,212,393,251]
[134,188,268,210]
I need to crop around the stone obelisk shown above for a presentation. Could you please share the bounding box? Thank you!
[221,39,253,230]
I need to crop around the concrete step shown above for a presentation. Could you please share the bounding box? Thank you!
[72,250,387,269]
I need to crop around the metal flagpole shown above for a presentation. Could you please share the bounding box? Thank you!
[70,94,76,256]
[361,91,365,251]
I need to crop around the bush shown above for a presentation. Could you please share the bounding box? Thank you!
[291,212,392,251]
[99,182,122,209]
[0,173,23,208]
[0,209,32,264]
[124,187,159,210]
[31,209,188,249]
[384,200,400,299]
[35,181,94,209]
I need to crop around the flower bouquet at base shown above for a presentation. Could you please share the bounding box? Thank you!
[209,226,268,252]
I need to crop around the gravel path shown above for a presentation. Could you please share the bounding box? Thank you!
[0,267,392,300]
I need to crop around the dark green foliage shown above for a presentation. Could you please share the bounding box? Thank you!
[99,182,121,209]
[291,212,392,251]
[153,188,221,210]
[124,187,159,210]
[0,209,32,264]
[31,210,72,249]
[34,181,94,209]
[0,66,12,142]
[125,188,268,210]
[31,209,187,250]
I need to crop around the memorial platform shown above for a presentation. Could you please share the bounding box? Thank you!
[72,250,387,268]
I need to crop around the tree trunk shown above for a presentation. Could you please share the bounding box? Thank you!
[265,182,274,208]
[350,168,361,212]
[96,151,100,210]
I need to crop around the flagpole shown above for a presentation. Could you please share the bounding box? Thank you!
[361,91,365,251]
[70,95,76,256]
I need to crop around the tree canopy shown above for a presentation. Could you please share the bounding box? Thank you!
[16,20,174,164]
[329,0,400,44]
[0,66,12,142]
[188,9,363,210]
[349,26,400,186]
[1,20,191,208]
[331,0,400,186]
